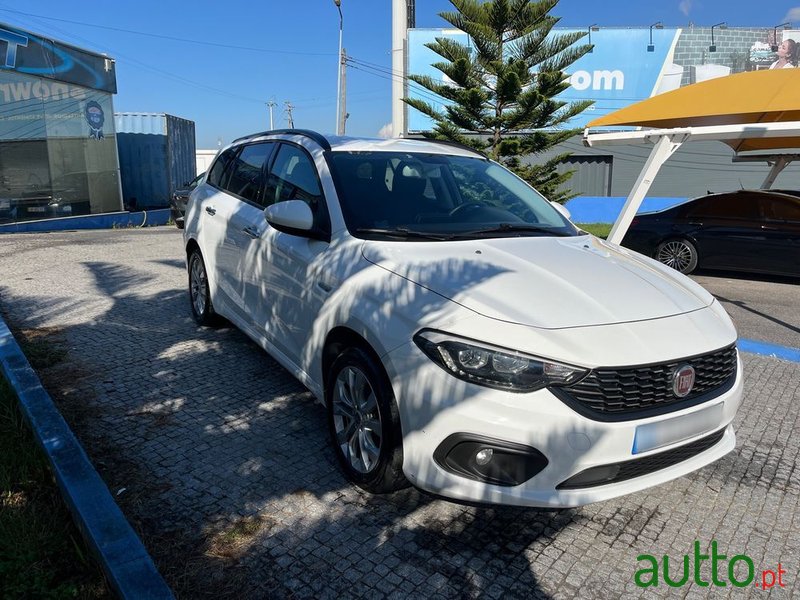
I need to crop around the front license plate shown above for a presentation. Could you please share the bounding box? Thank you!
[28,206,46,213]
[632,402,724,455]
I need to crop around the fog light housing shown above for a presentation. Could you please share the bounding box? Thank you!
[433,434,548,487]
[557,464,621,489]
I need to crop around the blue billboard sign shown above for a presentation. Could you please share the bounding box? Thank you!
[407,28,681,132]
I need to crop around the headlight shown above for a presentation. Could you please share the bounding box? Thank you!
[413,330,587,393]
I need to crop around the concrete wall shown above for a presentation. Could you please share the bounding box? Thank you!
[539,136,800,199]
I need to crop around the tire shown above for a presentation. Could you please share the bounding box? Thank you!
[326,347,408,493]
[655,238,699,274]
[188,249,219,326]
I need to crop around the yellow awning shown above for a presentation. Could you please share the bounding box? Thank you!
[586,69,800,153]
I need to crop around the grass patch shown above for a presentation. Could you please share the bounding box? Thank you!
[576,223,613,239]
[0,336,109,598]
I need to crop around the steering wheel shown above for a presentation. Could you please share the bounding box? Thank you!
[449,202,485,218]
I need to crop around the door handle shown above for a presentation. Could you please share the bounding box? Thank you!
[205,206,217,216]
[242,226,261,239]
[761,225,777,230]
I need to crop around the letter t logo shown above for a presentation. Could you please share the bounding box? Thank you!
[0,28,29,68]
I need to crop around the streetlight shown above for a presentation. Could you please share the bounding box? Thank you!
[772,22,791,52]
[334,0,343,135]
[709,22,726,53]
[587,24,598,53]
[648,21,663,52]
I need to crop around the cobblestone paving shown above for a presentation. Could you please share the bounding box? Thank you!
[0,228,798,599]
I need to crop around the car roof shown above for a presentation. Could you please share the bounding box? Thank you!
[232,129,486,159]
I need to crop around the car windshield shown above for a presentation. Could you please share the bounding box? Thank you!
[327,152,578,240]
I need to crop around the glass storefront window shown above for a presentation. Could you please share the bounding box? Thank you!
[0,70,122,224]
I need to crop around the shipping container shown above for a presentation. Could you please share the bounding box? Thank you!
[115,113,196,210]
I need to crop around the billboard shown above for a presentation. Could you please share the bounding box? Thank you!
[0,22,116,93]
[407,26,795,132]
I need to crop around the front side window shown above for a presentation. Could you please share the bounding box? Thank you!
[264,144,330,236]
[264,144,323,207]
[327,152,576,240]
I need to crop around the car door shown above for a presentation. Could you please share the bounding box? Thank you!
[195,146,240,312]
[200,143,274,323]
[761,194,800,276]
[244,143,333,364]
[683,193,764,271]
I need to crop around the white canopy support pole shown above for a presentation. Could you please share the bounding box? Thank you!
[761,157,789,190]
[608,136,683,245]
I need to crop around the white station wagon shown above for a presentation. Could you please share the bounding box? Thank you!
[183,130,743,507]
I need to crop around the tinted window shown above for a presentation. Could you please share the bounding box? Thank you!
[687,194,760,220]
[768,197,800,221]
[207,148,237,189]
[264,144,323,208]
[224,143,273,204]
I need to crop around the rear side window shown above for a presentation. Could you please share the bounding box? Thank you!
[768,197,800,221]
[207,148,237,189]
[687,195,760,220]
[224,143,273,204]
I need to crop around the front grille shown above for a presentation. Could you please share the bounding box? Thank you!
[558,345,737,419]
[557,428,726,490]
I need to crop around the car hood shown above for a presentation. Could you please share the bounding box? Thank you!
[361,235,713,329]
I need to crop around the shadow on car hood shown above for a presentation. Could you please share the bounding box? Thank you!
[362,235,713,329]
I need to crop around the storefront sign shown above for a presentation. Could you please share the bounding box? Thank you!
[0,22,116,93]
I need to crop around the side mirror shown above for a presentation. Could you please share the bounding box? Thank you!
[264,200,314,235]
[550,201,571,221]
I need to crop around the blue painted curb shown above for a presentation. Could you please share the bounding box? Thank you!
[0,209,171,234]
[738,338,800,363]
[0,318,174,599]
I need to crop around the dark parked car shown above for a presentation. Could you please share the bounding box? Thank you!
[621,190,800,277]
[169,172,204,229]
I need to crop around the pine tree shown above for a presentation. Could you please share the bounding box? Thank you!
[404,0,592,202]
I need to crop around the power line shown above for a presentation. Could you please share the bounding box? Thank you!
[1,11,269,105]
[0,7,335,57]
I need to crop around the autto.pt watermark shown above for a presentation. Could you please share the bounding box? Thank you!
[635,541,788,590]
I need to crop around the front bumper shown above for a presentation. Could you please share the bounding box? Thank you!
[386,341,743,508]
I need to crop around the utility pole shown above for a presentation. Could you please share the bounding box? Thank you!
[266,100,277,130]
[339,48,348,135]
[284,101,295,128]
[334,0,343,135]
[391,0,410,137]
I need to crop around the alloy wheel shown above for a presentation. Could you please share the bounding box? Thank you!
[657,240,694,272]
[190,255,208,317]
[332,366,383,474]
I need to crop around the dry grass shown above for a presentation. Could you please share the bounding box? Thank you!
[0,330,110,598]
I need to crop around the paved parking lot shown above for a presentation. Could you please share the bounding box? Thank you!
[0,227,798,599]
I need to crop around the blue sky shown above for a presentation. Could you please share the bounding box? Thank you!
[5,1,800,147]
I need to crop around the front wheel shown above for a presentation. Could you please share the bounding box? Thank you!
[326,348,407,494]
[656,238,698,274]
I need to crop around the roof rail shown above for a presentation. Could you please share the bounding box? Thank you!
[232,129,331,151]
[412,137,487,158]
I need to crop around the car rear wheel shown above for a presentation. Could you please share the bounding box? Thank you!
[656,238,698,274]
[188,249,219,326]
[326,347,407,493]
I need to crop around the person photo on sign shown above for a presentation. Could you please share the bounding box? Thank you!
[770,38,798,69]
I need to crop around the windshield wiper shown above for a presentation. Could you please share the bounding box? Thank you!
[353,227,456,241]
[454,223,572,238]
